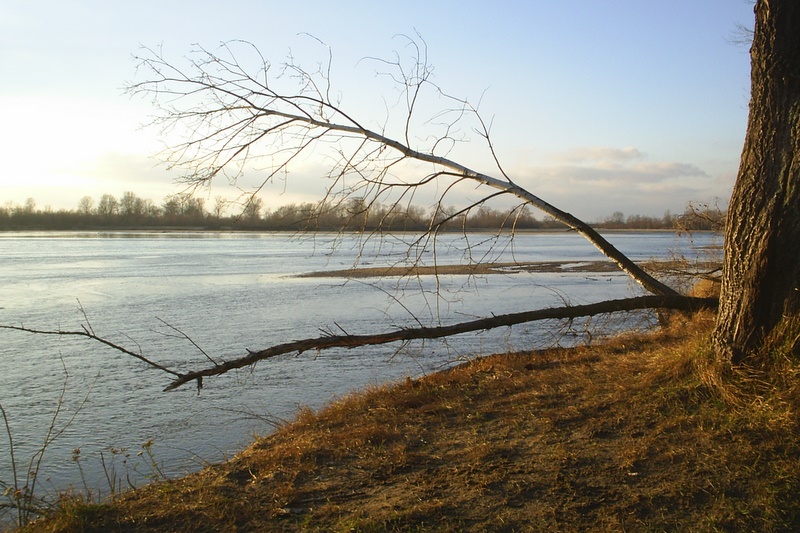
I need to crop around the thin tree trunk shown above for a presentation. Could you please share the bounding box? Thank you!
[713,0,800,363]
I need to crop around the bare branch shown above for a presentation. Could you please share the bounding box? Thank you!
[0,324,181,377]
[2,294,716,394]
[162,295,716,392]
[155,318,219,366]
[127,39,678,296]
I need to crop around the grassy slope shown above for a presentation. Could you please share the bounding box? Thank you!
[25,311,800,532]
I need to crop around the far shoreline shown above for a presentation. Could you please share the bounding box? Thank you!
[0,227,715,235]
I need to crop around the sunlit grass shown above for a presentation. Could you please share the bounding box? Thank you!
[22,309,800,532]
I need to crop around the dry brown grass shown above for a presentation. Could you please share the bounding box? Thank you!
[23,311,800,532]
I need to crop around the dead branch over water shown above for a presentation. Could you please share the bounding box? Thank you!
[0,296,715,392]
[159,295,715,392]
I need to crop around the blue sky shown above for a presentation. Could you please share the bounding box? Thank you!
[1,1,754,220]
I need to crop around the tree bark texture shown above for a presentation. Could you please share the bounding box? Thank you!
[714,0,800,363]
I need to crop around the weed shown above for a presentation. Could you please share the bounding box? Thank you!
[1,360,91,529]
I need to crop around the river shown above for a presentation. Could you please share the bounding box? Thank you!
[0,230,717,505]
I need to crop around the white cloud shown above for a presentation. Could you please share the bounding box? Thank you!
[552,146,644,163]
[548,161,709,186]
[506,146,726,220]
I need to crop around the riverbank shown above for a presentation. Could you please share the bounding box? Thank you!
[23,310,800,532]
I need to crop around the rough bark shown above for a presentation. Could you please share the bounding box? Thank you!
[713,0,800,363]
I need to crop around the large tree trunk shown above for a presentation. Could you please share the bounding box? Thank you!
[713,0,800,364]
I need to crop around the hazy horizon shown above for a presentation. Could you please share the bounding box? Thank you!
[1,1,754,220]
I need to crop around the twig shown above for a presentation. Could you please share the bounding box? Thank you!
[0,325,181,377]
[155,317,219,366]
[0,401,20,527]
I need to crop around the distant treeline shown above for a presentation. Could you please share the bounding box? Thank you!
[0,193,724,232]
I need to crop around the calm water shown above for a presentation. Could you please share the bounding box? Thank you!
[0,230,715,502]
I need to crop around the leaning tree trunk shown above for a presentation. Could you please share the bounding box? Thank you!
[713,0,800,364]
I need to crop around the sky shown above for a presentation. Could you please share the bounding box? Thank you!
[1,1,755,221]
